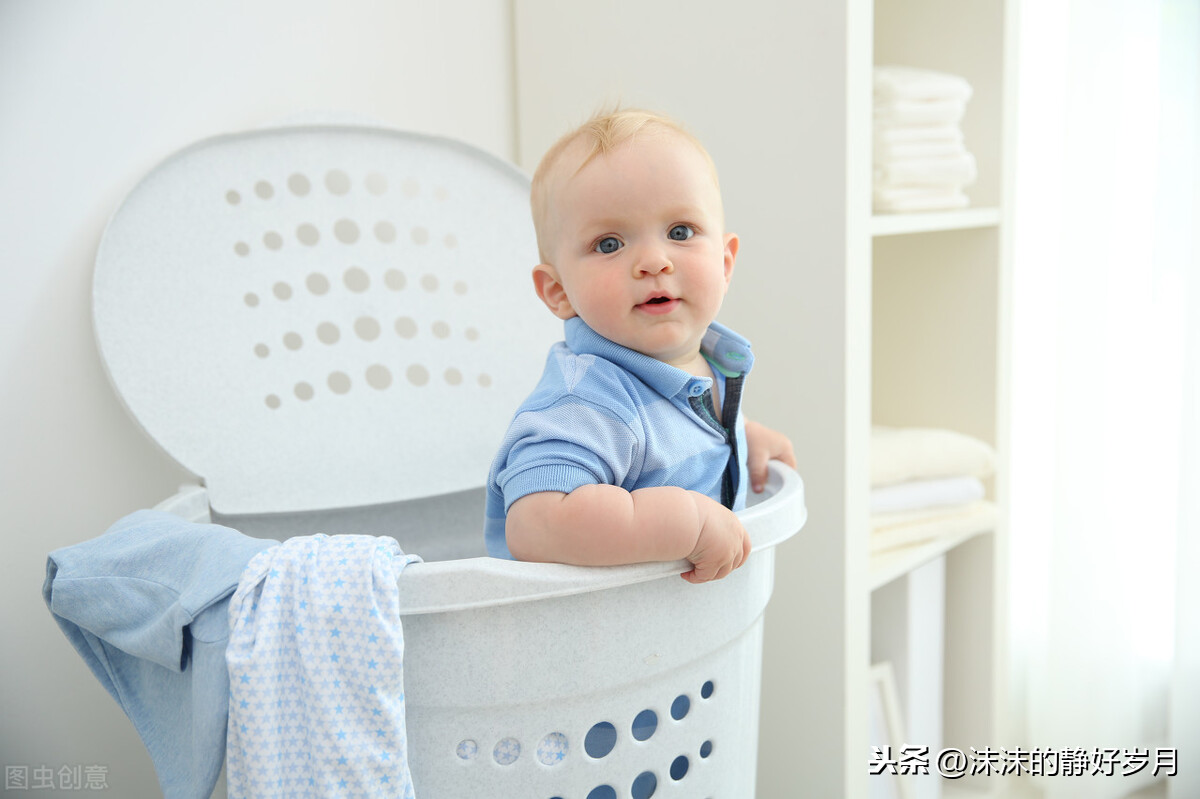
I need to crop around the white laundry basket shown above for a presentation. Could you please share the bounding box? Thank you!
[92,122,807,798]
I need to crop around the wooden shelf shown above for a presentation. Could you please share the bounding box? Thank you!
[871,206,1001,237]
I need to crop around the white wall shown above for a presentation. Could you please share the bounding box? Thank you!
[0,1,513,794]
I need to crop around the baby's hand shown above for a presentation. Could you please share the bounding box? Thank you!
[745,419,797,494]
[683,493,752,583]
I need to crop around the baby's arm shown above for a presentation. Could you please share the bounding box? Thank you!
[506,485,751,583]
[744,419,797,494]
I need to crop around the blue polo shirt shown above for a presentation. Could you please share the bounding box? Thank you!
[485,316,754,559]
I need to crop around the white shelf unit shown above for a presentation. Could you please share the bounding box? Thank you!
[870,524,995,594]
[870,0,1015,795]
[511,0,1015,795]
[871,207,1002,237]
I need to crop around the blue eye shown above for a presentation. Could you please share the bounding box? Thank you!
[668,225,694,241]
[595,236,622,254]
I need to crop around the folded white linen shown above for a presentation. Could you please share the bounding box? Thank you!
[871,426,997,487]
[874,66,974,103]
[874,124,964,145]
[873,152,978,187]
[873,503,981,528]
[875,138,968,161]
[870,500,997,555]
[870,476,986,514]
[874,98,967,126]
[873,188,970,213]
[874,185,966,202]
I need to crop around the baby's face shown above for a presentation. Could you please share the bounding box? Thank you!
[538,133,737,368]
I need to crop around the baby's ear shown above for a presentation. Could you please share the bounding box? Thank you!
[532,264,576,320]
[722,233,740,286]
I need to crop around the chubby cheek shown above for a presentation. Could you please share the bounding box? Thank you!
[570,273,626,319]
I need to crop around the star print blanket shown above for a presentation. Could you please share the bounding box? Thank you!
[225,534,421,798]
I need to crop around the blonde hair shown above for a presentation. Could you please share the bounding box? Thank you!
[530,108,720,263]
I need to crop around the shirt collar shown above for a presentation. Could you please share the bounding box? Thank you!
[563,317,753,399]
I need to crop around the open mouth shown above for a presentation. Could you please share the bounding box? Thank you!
[637,295,679,314]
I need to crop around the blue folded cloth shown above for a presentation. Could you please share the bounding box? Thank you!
[43,509,277,799]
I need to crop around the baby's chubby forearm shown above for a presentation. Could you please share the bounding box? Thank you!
[506,485,751,582]
[506,485,701,563]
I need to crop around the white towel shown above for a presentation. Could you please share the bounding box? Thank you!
[870,476,986,514]
[874,97,967,127]
[874,124,964,145]
[875,138,968,162]
[873,187,970,213]
[871,500,997,555]
[226,534,422,798]
[873,152,978,187]
[874,66,974,103]
[871,426,997,487]
[872,67,975,213]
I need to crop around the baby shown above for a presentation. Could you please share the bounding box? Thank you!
[485,109,795,582]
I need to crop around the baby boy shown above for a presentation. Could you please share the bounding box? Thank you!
[485,109,795,582]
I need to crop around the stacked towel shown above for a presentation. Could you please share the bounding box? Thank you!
[873,66,976,213]
[871,475,985,514]
[871,426,995,487]
[870,426,997,554]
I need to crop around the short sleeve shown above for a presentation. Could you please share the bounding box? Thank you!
[493,399,642,510]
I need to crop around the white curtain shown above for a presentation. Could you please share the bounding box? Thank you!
[1010,1,1199,798]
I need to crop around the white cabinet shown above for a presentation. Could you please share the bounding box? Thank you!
[512,0,1015,794]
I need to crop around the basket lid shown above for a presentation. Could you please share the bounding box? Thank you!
[93,124,560,514]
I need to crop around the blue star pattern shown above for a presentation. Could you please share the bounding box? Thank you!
[536,733,569,766]
[226,534,422,798]
[455,740,478,761]
[493,738,521,766]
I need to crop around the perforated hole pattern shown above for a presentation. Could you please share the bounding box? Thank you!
[453,680,718,798]
[225,168,493,410]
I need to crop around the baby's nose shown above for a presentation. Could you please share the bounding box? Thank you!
[634,244,673,276]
